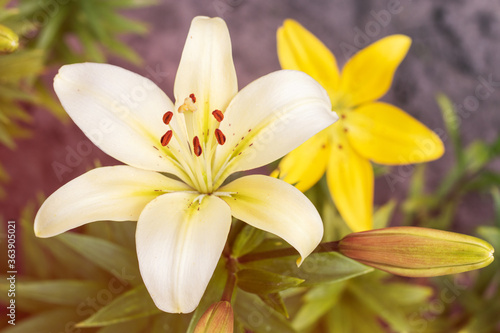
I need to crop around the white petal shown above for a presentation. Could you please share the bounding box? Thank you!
[214,70,337,179]
[54,63,186,176]
[35,166,191,238]
[219,175,323,265]
[174,16,237,133]
[136,192,232,313]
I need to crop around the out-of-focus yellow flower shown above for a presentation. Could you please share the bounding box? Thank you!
[272,20,444,232]
[338,227,494,277]
[0,24,19,54]
[194,301,234,333]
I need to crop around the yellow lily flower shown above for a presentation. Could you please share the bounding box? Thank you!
[273,19,444,232]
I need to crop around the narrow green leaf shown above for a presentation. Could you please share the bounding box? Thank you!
[102,12,149,34]
[242,252,372,286]
[380,283,433,306]
[492,188,500,228]
[327,295,386,333]
[97,317,150,333]
[373,199,396,229]
[348,280,415,332]
[234,291,295,333]
[436,93,463,165]
[77,285,161,327]
[35,5,67,50]
[232,225,266,257]
[75,27,106,63]
[0,49,44,81]
[3,279,103,306]
[18,203,54,279]
[477,226,500,252]
[292,282,345,330]
[105,38,142,65]
[151,313,189,333]
[58,232,142,286]
[105,0,159,7]
[33,81,68,122]
[237,269,304,294]
[464,140,491,173]
[43,237,109,280]
[1,308,82,333]
[258,293,289,318]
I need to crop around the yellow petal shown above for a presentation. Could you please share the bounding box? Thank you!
[326,129,373,232]
[272,129,330,192]
[344,102,444,164]
[277,19,340,93]
[338,35,411,107]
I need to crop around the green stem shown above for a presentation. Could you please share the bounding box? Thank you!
[221,242,238,302]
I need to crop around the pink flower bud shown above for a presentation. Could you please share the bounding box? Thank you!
[194,301,234,333]
[338,227,494,277]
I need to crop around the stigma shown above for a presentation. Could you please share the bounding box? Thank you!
[178,94,197,113]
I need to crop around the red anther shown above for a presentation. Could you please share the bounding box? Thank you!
[189,93,196,103]
[162,111,173,125]
[161,130,173,146]
[215,128,226,145]
[193,136,202,156]
[212,109,224,122]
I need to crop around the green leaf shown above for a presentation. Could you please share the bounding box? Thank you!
[1,308,82,333]
[77,284,161,327]
[237,269,304,294]
[373,199,396,229]
[327,294,386,333]
[17,203,54,279]
[380,282,433,306]
[436,93,463,165]
[2,279,103,306]
[96,317,150,333]
[477,226,500,252]
[242,252,372,286]
[258,293,289,318]
[348,278,421,332]
[408,163,426,198]
[292,282,345,330]
[33,81,68,122]
[105,38,142,65]
[151,313,189,333]
[0,49,44,81]
[234,291,295,333]
[105,0,159,7]
[464,140,491,173]
[102,13,149,34]
[492,187,500,228]
[58,231,142,286]
[34,5,67,50]
[43,237,109,280]
[232,225,266,257]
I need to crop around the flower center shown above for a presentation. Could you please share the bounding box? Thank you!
[157,93,228,194]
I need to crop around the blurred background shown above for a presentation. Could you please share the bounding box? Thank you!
[2,0,500,232]
[1,0,499,332]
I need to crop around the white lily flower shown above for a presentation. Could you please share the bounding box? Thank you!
[34,16,338,313]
